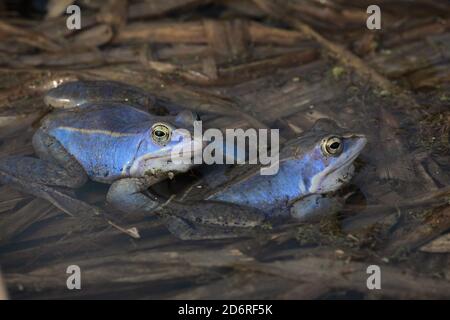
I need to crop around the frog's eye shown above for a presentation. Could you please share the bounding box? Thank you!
[321,136,343,156]
[151,123,172,146]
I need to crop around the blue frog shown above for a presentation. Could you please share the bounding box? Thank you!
[160,119,367,240]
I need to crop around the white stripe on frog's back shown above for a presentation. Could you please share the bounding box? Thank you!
[55,126,137,137]
[50,125,148,182]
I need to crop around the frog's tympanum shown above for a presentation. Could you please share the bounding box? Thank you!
[0,81,367,240]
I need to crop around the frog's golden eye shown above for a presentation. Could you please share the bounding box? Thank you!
[321,136,343,156]
[151,123,172,146]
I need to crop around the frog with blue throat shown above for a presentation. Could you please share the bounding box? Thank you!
[0,81,367,240]
[0,81,206,235]
[157,118,367,240]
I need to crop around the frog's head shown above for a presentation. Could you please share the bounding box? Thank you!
[129,110,204,178]
[287,119,367,197]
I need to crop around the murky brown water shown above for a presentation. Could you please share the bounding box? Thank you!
[0,0,449,299]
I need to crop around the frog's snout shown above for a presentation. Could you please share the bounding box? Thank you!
[351,134,367,156]
[44,86,71,109]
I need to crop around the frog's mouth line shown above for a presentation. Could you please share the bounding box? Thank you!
[128,139,204,176]
[141,140,204,161]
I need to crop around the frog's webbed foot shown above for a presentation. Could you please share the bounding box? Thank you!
[290,194,344,222]
[107,177,162,214]
[157,200,267,240]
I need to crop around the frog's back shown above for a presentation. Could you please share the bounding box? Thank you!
[42,103,154,182]
[42,103,152,132]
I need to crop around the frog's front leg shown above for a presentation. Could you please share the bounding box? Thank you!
[106,176,163,213]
